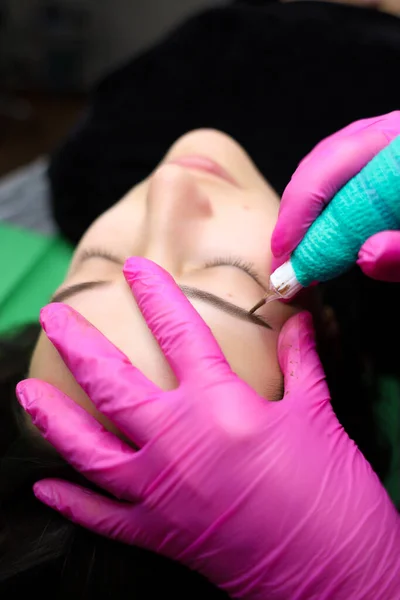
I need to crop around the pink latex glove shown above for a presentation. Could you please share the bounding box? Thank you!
[17,258,400,600]
[271,111,400,281]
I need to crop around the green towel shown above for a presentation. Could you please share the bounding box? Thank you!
[0,223,398,505]
[0,223,73,333]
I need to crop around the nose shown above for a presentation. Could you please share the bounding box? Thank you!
[143,164,213,272]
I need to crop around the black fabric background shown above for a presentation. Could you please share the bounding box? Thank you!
[48,0,400,243]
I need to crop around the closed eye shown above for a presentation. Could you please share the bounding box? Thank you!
[203,256,267,290]
[75,250,267,291]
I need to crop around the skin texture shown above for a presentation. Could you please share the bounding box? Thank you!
[29,129,298,436]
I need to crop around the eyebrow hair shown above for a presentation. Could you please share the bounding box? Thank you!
[51,280,111,303]
[51,280,272,329]
[180,286,272,329]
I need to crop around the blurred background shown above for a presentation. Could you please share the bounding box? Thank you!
[0,0,226,177]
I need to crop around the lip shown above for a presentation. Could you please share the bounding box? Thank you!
[167,155,239,187]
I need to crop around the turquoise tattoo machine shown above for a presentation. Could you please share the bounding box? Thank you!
[249,135,400,314]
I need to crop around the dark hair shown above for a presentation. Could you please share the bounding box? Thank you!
[0,269,398,599]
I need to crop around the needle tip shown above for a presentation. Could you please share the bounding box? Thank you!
[248,297,267,315]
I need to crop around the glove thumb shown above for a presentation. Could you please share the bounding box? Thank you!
[278,312,330,408]
[357,231,400,282]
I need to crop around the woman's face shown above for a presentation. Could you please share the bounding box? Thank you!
[30,129,298,436]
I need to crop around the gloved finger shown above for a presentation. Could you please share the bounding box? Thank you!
[16,379,140,501]
[271,128,398,260]
[297,112,400,171]
[270,252,285,274]
[357,231,400,282]
[33,479,146,546]
[40,303,162,445]
[123,257,232,382]
[277,312,330,407]
[327,111,400,140]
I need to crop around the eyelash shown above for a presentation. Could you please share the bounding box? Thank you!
[203,256,262,285]
[79,248,124,263]
[79,249,264,291]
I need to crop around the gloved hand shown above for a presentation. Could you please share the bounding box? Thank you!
[271,111,400,282]
[17,258,400,600]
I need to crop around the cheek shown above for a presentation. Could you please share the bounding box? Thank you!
[66,188,147,276]
[193,302,282,399]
